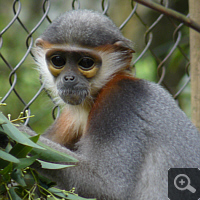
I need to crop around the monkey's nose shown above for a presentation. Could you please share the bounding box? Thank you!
[63,75,75,82]
[62,74,78,87]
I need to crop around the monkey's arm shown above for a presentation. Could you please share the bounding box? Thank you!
[18,125,81,161]
[18,124,118,199]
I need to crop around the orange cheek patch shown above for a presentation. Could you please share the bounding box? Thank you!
[94,44,116,53]
[35,38,55,49]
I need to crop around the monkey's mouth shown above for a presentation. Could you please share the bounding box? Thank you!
[58,88,89,105]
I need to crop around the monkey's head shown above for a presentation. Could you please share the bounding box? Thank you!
[34,10,134,106]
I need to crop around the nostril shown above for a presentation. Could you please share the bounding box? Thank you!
[70,76,75,81]
[63,75,76,82]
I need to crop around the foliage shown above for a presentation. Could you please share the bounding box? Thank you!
[0,109,95,200]
[135,55,157,82]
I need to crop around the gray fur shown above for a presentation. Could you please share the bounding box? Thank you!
[20,79,200,200]
[21,9,200,200]
[40,10,132,48]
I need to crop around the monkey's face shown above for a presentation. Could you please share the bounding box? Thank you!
[45,46,102,105]
[34,10,135,106]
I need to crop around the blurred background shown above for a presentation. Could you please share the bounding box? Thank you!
[0,0,190,133]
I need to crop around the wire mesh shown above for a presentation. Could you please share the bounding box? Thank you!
[0,0,192,131]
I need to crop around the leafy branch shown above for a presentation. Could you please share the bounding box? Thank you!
[0,112,95,200]
[8,111,34,124]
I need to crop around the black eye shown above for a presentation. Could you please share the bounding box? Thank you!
[78,57,94,70]
[51,55,66,68]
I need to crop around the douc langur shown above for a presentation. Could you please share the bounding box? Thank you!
[17,10,200,200]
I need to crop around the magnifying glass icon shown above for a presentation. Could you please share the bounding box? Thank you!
[174,174,196,193]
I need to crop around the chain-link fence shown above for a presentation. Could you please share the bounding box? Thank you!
[0,0,197,133]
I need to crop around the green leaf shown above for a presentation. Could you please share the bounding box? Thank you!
[0,149,19,163]
[0,158,9,169]
[9,187,22,200]
[37,160,75,169]
[9,134,40,159]
[9,143,33,159]
[30,141,78,163]
[0,163,12,175]
[38,173,56,188]
[0,163,12,183]
[5,142,13,153]
[11,169,26,187]
[0,185,6,195]
[0,118,6,125]
[47,197,55,200]
[48,187,96,200]
[66,193,96,200]
[48,187,68,198]
[23,173,37,189]
[0,113,44,150]
[29,134,40,143]
[14,155,39,169]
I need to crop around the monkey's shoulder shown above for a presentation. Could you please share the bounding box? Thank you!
[89,77,200,154]
[105,77,176,109]
[114,78,190,124]
[95,77,199,135]
[90,77,181,131]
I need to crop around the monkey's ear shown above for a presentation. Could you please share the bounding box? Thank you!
[35,38,53,49]
[113,41,135,53]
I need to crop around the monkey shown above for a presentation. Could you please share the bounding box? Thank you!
[17,9,200,200]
